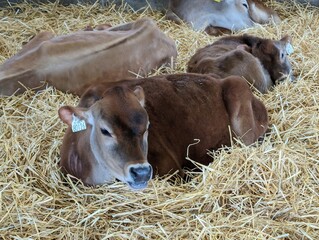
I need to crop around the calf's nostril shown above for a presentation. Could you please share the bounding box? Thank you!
[129,166,152,181]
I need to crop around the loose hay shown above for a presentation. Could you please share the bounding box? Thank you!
[1,1,319,239]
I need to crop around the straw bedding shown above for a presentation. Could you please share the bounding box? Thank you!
[0,1,319,239]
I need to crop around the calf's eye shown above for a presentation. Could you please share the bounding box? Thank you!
[101,128,112,137]
[242,1,249,9]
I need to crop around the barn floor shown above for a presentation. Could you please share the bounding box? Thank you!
[0,1,319,239]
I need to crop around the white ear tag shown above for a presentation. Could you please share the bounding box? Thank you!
[71,114,87,133]
[286,43,294,55]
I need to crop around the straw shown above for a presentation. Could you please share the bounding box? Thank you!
[0,1,318,239]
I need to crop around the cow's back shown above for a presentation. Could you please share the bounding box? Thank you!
[187,36,274,93]
[143,75,232,175]
[0,18,177,96]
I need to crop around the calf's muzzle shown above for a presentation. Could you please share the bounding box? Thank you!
[127,163,153,190]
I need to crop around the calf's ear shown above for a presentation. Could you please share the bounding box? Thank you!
[280,35,291,43]
[58,106,77,126]
[133,86,145,107]
[58,106,88,126]
[280,35,294,55]
[243,34,261,47]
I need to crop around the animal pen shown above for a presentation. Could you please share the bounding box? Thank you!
[0,1,318,239]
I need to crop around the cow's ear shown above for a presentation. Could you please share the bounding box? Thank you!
[280,35,291,44]
[133,86,145,107]
[59,106,75,126]
[243,34,261,47]
[280,35,294,55]
[58,106,88,126]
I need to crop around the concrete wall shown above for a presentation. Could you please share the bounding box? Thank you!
[0,0,169,10]
[1,1,317,11]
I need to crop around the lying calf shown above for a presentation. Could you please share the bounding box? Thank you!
[187,34,293,93]
[0,18,177,96]
[58,73,268,189]
[166,0,280,36]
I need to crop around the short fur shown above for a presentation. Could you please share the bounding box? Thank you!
[0,18,177,96]
[166,0,280,36]
[59,73,268,189]
[187,34,293,93]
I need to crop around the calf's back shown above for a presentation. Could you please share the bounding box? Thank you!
[0,18,177,96]
[187,34,293,93]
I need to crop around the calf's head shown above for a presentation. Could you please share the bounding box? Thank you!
[245,34,293,84]
[58,86,152,190]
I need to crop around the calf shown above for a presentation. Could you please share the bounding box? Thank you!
[166,0,281,36]
[0,18,177,96]
[58,73,268,189]
[187,34,293,93]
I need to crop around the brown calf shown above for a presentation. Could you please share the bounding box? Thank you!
[0,18,177,96]
[58,73,268,189]
[187,34,293,93]
[166,0,280,36]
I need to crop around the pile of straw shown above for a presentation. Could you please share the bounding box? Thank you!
[1,1,318,239]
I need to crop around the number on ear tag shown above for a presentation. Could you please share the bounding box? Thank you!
[286,43,294,55]
[71,114,87,133]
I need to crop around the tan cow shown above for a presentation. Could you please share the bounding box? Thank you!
[58,73,268,189]
[0,18,177,96]
[187,34,293,93]
[166,0,281,35]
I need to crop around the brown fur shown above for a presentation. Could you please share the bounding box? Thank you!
[58,73,268,189]
[187,34,293,93]
[0,18,177,96]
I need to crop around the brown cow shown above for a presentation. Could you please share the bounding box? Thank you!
[58,73,268,189]
[187,34,293,93]
[0,18,177,96]
[166,0,281,36]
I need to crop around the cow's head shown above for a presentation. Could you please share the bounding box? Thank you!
[58,86,152,190]
[245,34,293,84]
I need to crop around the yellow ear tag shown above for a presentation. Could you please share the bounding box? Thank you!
[71,114,87,133]
[214,0,222,2]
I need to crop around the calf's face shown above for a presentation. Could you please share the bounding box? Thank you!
[59,86,152,190]
[250,35,293,84]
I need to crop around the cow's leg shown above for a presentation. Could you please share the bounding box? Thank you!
[248,0,281,24]
[222,76,268,145]
[0,32,55,96]
[204,25,231,36]
[165,10,184,24]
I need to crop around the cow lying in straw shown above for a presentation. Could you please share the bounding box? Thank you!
[166,0,281,35]
[0,18,177,96]
[187,34,294,93]
[58,73,268,190]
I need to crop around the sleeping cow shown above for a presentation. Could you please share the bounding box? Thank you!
[166,0,281,35]
[0,18,177,96]
[187,34,293,93]
[58,73,268,189]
